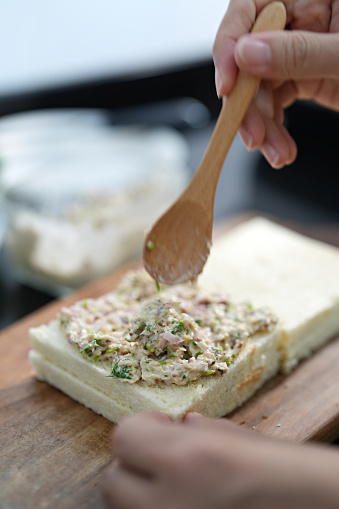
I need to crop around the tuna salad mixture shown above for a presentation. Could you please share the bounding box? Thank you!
[59,270,278,386]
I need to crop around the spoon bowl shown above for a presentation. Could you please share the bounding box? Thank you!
[144,199,212,284]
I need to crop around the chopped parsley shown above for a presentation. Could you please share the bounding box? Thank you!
[146,322,155,332]
[135,322,146,333]
[146,240,155,250]
[107,362,132,379]
[171,320,185,334]
[106,346,120,354]
[80,338,102,353]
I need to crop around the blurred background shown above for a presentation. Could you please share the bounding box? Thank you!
[0,0,339,329]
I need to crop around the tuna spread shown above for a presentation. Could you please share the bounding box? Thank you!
[59,270,278,385]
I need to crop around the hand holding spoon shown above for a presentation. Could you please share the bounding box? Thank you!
[143,2,286,284]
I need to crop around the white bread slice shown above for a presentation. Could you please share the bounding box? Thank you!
[29,319,281,422]
[199,217,339,372]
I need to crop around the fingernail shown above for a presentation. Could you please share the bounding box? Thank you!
[239,126,254,150]
[237,36,271,69]
[262,143,280,168]
[215,67,223,98]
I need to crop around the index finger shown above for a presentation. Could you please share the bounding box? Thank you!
[213,0,285,96]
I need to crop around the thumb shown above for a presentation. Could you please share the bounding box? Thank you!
[235,30,339,80]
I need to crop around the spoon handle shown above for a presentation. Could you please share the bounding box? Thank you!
[189,1,286,200]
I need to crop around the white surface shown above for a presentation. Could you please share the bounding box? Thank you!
[1,0,229,96]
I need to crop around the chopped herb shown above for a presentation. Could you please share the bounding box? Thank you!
[155,281,160,292]
[146,240,155,250]
[81,300,88,308]
[93,355,100,362]
[146,323,155,332]
[231,353,236,358]
[195,318,202,325]
[80,338,101,353]
[192,341,198,346]
[171,320,185,334]
[106,346,120,354]
[204,370,214,375]
[107,362,132,379]
[159,360,167,365]
[135,322,146,333]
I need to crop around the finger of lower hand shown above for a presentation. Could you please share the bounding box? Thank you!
[112,412,175,474]
[103,459,154,509]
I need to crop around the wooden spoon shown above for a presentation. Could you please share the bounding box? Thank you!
[143,1,286,284]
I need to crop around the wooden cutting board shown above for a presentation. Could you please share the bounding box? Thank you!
[1,214,339,509]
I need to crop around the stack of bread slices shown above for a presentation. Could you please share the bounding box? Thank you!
[29,218,339,422]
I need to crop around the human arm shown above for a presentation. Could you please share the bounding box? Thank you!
[213,0,339,168]
[103,411,339,509]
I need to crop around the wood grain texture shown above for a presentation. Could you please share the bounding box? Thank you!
[1,214,339,509]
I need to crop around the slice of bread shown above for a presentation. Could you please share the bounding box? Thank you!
[29,320,280,422]
[199,218,339,372]
[28,217,339,422]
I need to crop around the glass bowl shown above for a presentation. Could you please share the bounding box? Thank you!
[0,110,190,295]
